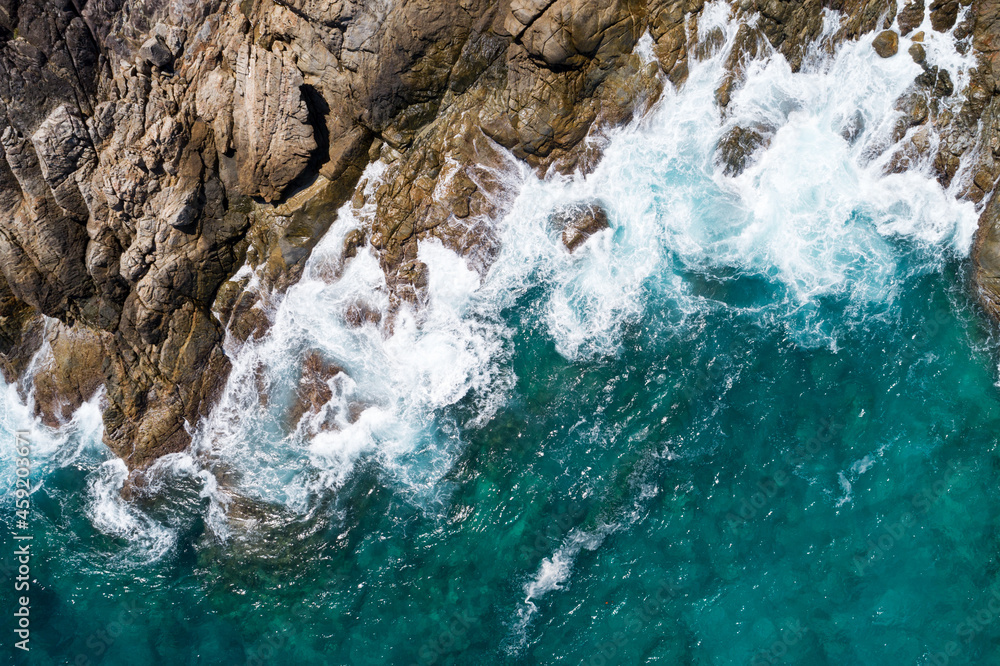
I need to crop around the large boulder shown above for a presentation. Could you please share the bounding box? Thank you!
[873,30,899,57]
[232,44,317,203]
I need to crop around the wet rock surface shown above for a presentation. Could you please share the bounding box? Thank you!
[873,30,899,57]
[966,0,1000,317]
[2,0,1000,471]
[717,124,774,176]
[897,0,925,36]
[286,350,343,431]
[554,202,611,252]
[31,322,105,426]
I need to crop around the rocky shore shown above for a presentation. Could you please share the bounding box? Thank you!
[1,0,999,475]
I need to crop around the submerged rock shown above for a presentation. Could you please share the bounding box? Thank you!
[344,301,382,328]
[553,202,610,253]
[840,111,867,144]
[717,125,774,176]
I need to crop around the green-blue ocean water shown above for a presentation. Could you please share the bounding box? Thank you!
[5,258,1000,666]
[3,12,1000,666]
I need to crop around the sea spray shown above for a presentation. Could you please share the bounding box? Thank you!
[0,3,996,664]
[70,0,982,574]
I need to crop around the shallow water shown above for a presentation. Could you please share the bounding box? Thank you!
[4,6,1000,665]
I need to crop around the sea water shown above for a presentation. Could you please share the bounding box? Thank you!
[3,5,1000,665]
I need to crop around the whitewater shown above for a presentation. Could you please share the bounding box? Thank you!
[4,3,1000,664]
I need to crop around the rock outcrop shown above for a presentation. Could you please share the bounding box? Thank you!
[553,201,611,252]
[966,0,1000,317]
[873,29,899,57]
[1,0,999,476]
[31,322,105,426]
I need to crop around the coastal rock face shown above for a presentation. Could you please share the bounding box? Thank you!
[232,43,316,202]
[1,0,999,473]
[969,0,1000,317]
[31,322,105,427]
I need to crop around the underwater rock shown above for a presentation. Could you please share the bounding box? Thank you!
[553,202,611,252]
[717,125,774,176]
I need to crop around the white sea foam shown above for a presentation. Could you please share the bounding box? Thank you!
[507,525,615,653]
[0,333,174,562]
[85,459,177,563]
[894,0,978,96]
[486,1,979,354]
[0,0,982,573]
[191,159,518,517]
[505,471,662,653]
[635,30,657,65]
[0,374,106,490]
[177,0,983,531]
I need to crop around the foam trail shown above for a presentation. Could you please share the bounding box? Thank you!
[506,526,615,653]
[505,465,666,653]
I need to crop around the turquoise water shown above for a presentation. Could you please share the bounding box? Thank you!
[4,11,1000,666]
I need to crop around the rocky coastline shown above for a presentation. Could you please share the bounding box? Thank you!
[1,0,999,478]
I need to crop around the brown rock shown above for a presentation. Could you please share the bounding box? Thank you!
[716,23,766,108]
[232,44,317,202]
[929,0,959,32]
[974,192,1000,320]
[873,30,900,57]
[138,37,174,70]
[227,291,271,344]
[32,323,105,426]
[717,125,773,176]
[896,93,929,128]
[343,229,367,260]
[287,350,343,429]
[345,301,382,328]
[897,0,925,35]
[553,202,610,252]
